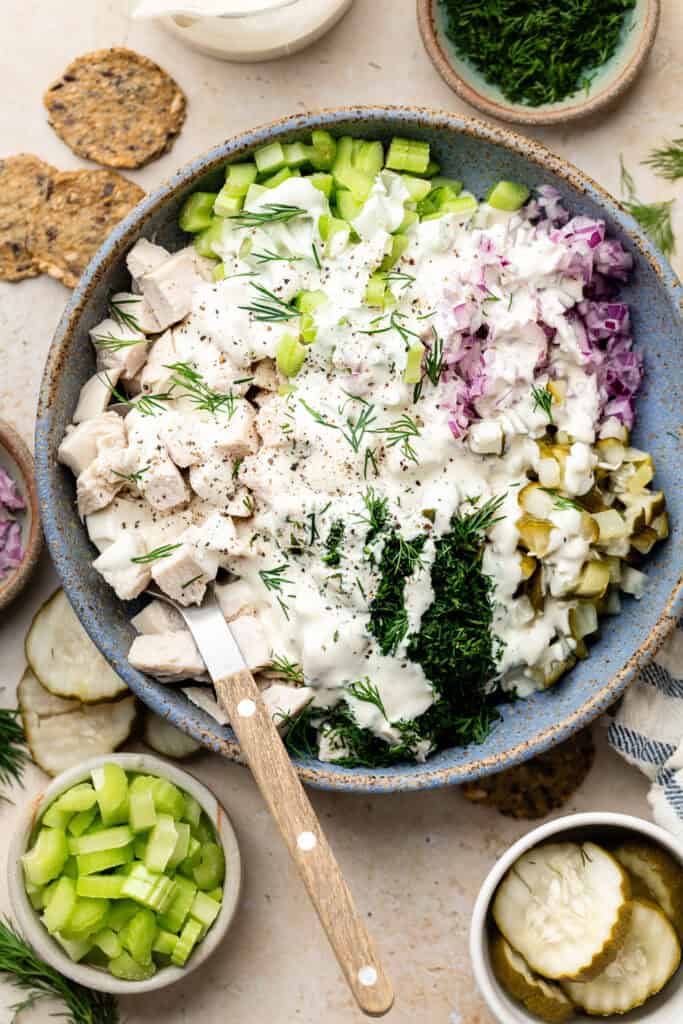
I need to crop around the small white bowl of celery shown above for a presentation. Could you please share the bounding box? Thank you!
[8,753,242,993]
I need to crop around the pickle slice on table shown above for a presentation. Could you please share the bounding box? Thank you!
[562,900,681,1016]
[492,842,631,980]
[614,841,683,941]
[143,710,201,760]
[491,934,574,1022]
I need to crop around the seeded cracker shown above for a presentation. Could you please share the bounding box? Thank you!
[0,154,56,281]
[461,728,595,819]
[44,48,186,170]
[28,169,144,289]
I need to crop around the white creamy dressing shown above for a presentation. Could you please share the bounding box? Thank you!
[76,171,612,753]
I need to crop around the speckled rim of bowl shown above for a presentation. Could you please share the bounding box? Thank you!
[0,418,43,612]
[469,813,683,1023]
[35,105,683,793]
[417,0,661,126]
[7,753,242,995]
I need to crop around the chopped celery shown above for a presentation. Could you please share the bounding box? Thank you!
[134,835,148,861]
[295,289,327,314]
[190,891,221,930]
[28,886,46,911]
[179,192,217,233]
[244,182,268,206]
[69,825,133,856]
[191,816,213,844]
[181,793,202,830]
[107,899,139,932]
[77,843,134,877]
[157,875,197,934]
[300,312,317,344]
[43,876,77,935]
[61,897,110,939]
[354,140,384,178]
[276,333,307,378]
[76,874,125,900]
[22,827,69,886]
[121,863,176,914]
[318,214,350,256]
[224,162,258,196]
[335,190,364,222]
[254,141,287,176]
[193,842,225,891]
[404,343,424,384]
[57,783,98,813]
[171,919,202,967]
[429,176,463,194]
[167,822,191,871]
[194,217,227,259]
[130,787,157,833]
[153,929,177,956]
[151,778,186,820]
[177,837,201,878]
[145,813,178,874]
[423,159,440,177]
[309,172,334,198]
[121,908,157,966]
[380,234,409,271]
[212,262,226,282]
[283,142,313,168]
[486,180,530,212]
[365,272,390,308]
[62,857,78,879]
[416,185,458,218]
[310,130,337,171]
[68,806,98,837]
[262,166,299,188]
[93,928,122,959]
[92,763,129,827]
[109,951,156,981]
[421,194,477,221]
[332,137,373,201]
[214,187,245,218]
[400,175,432,202]
[54,933,92,963]
[397,208,418,233]
[42,803,72,830]
[385,137,430,175]
[208,887,223,903]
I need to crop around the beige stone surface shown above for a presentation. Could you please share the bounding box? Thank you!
[0,1,680,1021]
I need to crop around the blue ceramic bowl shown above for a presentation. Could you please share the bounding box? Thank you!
[36,107,683,793]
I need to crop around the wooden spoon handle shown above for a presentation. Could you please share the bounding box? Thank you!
[214,669,394,1017]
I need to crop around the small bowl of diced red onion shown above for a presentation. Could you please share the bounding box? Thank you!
[0,418,42,611]
[8,753,242,993]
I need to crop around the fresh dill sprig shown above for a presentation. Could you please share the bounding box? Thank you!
[181,574,203,589]
[453,493,506,538]
[230,203,305,228]
[108,294,142,333]
[540,488,584,512]
[268,654,305,684]
[644,129,683,182]
[131,543,181,564]
[620,155,676,258]
[259,563,294,618]
[359,487,390,542]
[102,375,175,417]
[311,242,322,270]
[165,362,237,417]
[92,333,146,353]
[360,310,421,347]
[112,465,149,484]
[347,679,387,718]
[322,520,345,567]
[0,920,119,1024]
[414,329,445,402]
[363,446,379,479]
[531,384,554,423]
[299,396,377,454]
[383,270,415,289]
[378,413,420,464]
[250,248,302,264]
[0,711,28,794]
[238,282,300,322]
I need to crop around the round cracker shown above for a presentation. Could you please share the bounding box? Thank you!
[44,48,186,170]
[0,154,56,281]
[461,728,595,819]
[28,169,144,289]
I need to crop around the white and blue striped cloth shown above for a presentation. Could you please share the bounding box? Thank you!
[608,619,683,837]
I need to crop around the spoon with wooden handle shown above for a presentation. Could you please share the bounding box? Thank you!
[147,585,394,1017]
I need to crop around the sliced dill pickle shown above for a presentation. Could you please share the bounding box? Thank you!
[614,841,683,941]
[562,900,681,1015]
[491,935,574,1022]
[492,842,631,980]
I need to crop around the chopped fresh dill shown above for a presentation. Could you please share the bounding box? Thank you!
[259,563,294,618]
[165,362,237,417]
[250,248,302,264]
[347,679,387,718]
[368,532,426,655]
[360,309,421,348]
[359,486,390,542]
[378,413,420,464]
[108,293,142,333]
[131,543,181,564]
[383,270,415,289]
[299,397,377,454]
[321,520,345,567]
[363,446,379,479]
[0,709,28,795]
[269,653,305,684]
[230,203,305,228]
[311,242,322,270]
[238,282,300,322]
[92,333,146,353]
[540,488,584,512]
[243,493,255,515]
[181,574,203,589]
[644,129,683,182]
[112,464,150,484]
[102,375,175,417]
[531,384,554,423]
[413,330,444,402]
[620,155,676,258]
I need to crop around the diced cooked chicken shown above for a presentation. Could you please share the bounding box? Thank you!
[151,543,207,606]
[183,686,229,725]
[92,531,150,600]
[131,598,184,634]
[179,511,239,572]
[239,449,279,501]
[261,684,315,727]
[214,578,262,620]
[223,487,254,518]
[86,497,153,554]
[58,413,126,477]
[251,358,279,392]
[231,613,271,670]
[160,412,202,468]
[139,249,207,330]
[76,448,137,517]
[139,330,177,394]
[110,291,161,334]
[126,238,170,290]
[189,456,238,506]
[255,394,290,449]
[209,401,259,458]
[139,454,190,512]
[73,371,119,423]
[128,630,206,682]
[90,317,149,381]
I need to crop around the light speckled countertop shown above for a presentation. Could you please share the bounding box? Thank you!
[0,2,681,1021]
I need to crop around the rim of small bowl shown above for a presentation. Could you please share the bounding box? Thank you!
[469,812,683,1023]
[7,753,242,994]
[35,104,683,793]
[0,418,43,612]
[417,0,661,126]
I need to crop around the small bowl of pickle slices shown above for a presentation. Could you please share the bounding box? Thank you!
[470,813,683,1022]
[8,753,242,993]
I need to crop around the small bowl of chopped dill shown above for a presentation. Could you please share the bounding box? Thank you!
[417,0,660,126]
